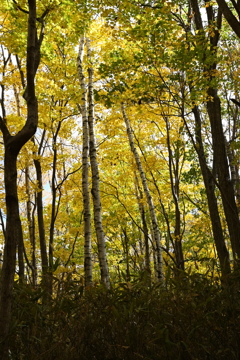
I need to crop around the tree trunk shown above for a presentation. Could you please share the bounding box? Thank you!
[225,138,240,210]
[121,104,163,281]
[122,228,131,281]
[135,175,151,281]
[33,155,49,290]
[165,117,184,271]
[25,166,37,287]
[192,105,231,276]
[189,0,232,274]
[87,38,110,288]
[48,121,62,294]
[215,0,240,38]
[77,36,92,287]
[0,0,42,350]
[18,226,25,282]
[207,88,240,263]
[0,153,22,350]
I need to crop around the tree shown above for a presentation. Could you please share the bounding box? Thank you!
[97,0,236,275]
[122,104,163,281]
[216,0,240,38]
[78,35,110,287]
[87,38,110,288]
[1,5,240,351]
[189,0,240,265]
[0,0,47,351]
[77,36,93,287]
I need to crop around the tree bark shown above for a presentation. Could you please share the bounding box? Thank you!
[121,104,163,281]
[33,136,49,292]
[165,117,184,271]
[215,0,240,38]
[225,138,240,210]
[122,228,131,281]
[0,152,22,351]
[25,166,37,287]
[0,0,40,351]
[206,88,240,263]
[189,0,232,274]
[192,105,231,276]
[87,39,110,288]
[48,120,62,294]
[77,36,92,287]
[135,175,151,281]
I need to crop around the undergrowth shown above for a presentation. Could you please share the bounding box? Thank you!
[7,272,240,359]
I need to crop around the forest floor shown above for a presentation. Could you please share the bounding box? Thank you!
[8,271,240,360]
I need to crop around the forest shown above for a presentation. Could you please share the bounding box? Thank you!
[0,0,240,359]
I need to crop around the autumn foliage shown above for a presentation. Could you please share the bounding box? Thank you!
[1,0,240,358]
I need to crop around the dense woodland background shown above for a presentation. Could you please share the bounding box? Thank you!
[1,0,240,359]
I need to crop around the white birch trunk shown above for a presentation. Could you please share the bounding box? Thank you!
[87,39,110,288]
[134,175,151,280]
[121,104,163,281]
[77,36,92,287]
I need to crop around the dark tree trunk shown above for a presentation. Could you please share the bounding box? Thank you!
[215,0,240,38]
[0,0,43,352]
[206,89,240,263]
[0,152,21,349]
[32,129,50,296]
[122,229,131,282]
[189,0,233,273]
[18,235,25,282]
[192,105,231,276]
[33,157,49,287]
[48,121,62,295]
[165,118,184,271]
